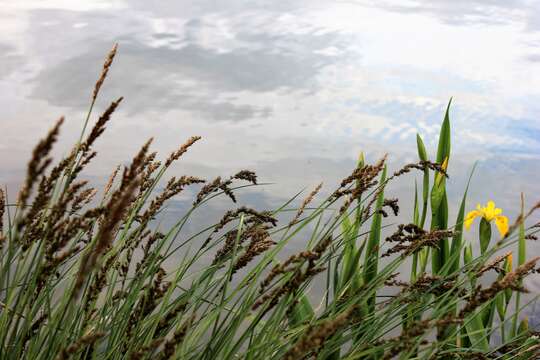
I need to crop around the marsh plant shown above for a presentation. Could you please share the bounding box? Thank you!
[1,45,540,360]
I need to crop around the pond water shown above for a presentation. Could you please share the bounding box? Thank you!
[1,0,540,317]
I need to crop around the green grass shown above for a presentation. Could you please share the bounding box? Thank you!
[1,45,540,360]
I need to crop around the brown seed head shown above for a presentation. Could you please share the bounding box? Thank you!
[164,136,201,167]
[159,315,196,360]
[459,257,540,318]
[282,306,356,360]
[82,97,123,152]
[72,175,140,299]
[18,117,64,208]
[55,330,105,360]
[92,43,118,101]
[103,165,120,199]
[289,182,323,226]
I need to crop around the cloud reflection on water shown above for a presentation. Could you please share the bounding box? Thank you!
[1,0,539,257]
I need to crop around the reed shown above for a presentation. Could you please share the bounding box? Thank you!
[1,46,540,360]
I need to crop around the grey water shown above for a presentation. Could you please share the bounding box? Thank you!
[1,0,540,324]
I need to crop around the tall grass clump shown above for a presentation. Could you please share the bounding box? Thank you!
[1,45,540,360]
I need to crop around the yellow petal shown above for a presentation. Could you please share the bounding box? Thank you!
[436,157,449,186]
[464,210,481,230]
[506,253,513,271]
[442,157,449,170]
[494,215,509,237]
[483,201,502,221]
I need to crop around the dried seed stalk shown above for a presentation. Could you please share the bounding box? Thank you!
[289,182,323,226]
[92,43,118,101]
[282,306,356,360]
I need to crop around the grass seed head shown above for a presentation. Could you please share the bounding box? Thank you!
[92,43,118,101]
[164,136,201,167]
[289,182,323,226]
[17,116,64,209]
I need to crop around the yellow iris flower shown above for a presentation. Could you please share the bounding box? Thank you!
[465,201,509,237]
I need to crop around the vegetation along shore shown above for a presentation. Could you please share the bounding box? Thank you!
[1,45,540,359]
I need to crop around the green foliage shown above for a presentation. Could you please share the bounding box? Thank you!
[1,51,539,360]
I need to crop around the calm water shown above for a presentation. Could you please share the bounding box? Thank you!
[2,1,540,310]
